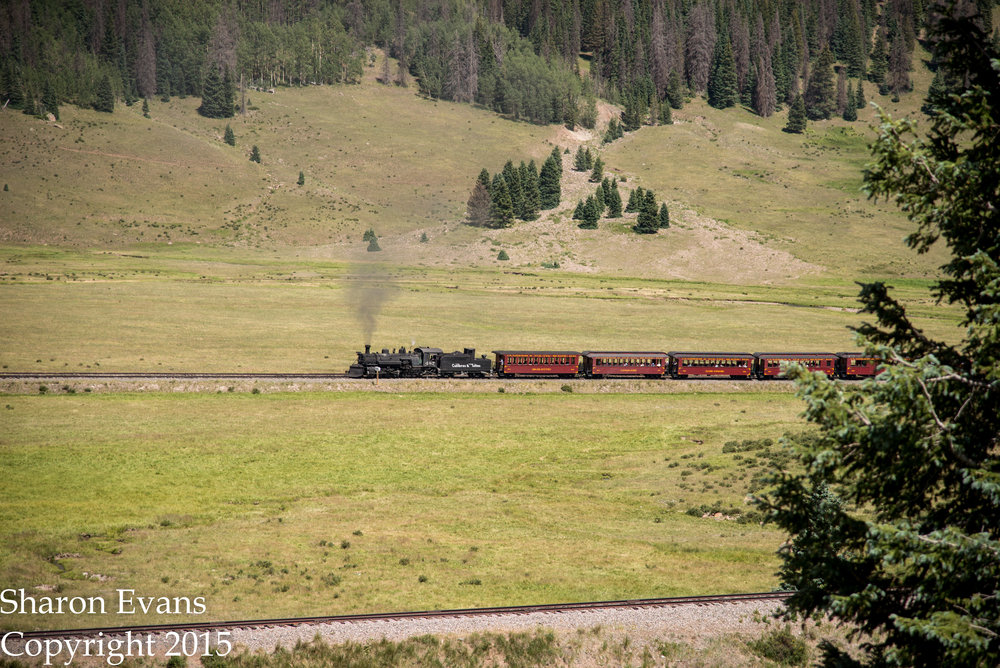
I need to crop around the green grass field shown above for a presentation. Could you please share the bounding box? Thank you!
[1,389,801,630]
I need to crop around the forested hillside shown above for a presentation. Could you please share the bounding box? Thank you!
[4,0,996,126]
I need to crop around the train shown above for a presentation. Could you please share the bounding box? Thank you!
[348,346,880,380]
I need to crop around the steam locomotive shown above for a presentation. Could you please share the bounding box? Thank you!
[348,344,492,378]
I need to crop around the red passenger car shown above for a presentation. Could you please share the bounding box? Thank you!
[753,352,838,379]
[581,352,668,378]
[493,351,581,378]
[668,352,754,379]
[836,352,880,379]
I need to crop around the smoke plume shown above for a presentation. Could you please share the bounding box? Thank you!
[347,263,398,345]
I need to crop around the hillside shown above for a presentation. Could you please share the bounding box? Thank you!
[0,50,947,285]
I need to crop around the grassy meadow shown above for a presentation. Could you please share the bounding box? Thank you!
[2,389,800,630]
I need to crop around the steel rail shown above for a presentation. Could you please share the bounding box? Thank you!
[10,592,790,639]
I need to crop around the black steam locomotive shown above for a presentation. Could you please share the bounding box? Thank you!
[348,344,492,378]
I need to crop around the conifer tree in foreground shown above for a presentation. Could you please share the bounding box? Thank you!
[589,156,604,183]
[758,7,1000,665]
[224,124,235,146]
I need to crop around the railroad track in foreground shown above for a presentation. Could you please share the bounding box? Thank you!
[13,593,791,639]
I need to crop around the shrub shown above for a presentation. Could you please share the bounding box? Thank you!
[497,250,509,260]
[747,625,808,666]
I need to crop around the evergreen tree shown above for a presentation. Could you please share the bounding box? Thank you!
[708,36,738,109]
[249,145,261,163]
[589,156,604,183]
[573,146,589,171]
[549,146,563,179]
[784,94,807,133]
[667,70,684,109]
[489,176,514,228]
[94,74,115,113]
[923,70,947,116]
[625,187,644,213]
[856,79,867,109]
[759,12,1000,665]
[606,179,623,218]
[466,180,492,227]
[198,67,224,118]
[41,80,58,120]
[477,168,492,193]
[142,98,150,118]
[593,183,606,214]
[869,28,889,88]
[224,124,235,146]
[522,160,541,220]
[502,161,524,219]
[660,101,673,125]
[843,82,857,121]
[658,203,670,229]
[633,193,659,234]
[578,195,599,228]
[538,154,561,209]
[366,237,381,252]
[805,47,837,120]
[572,199,585,220]
[297,171,305,186]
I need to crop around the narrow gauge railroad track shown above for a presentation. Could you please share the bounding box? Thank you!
[0,372,790,382]
[0,372,350,380]
[13,593,790,639]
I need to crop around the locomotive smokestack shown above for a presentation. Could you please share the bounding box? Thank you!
[365,344,371,354]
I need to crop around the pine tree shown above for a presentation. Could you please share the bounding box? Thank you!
[366,237,381,252]
[224,124,235,146]
[589,156,604,183]
[549,146,563,179]
[489,176,514,228]
[804,47,836,120]
[538,154,561,209]
[572,200,585,220]
[249,145,261,163]
[625,187,644,213]
[923,70,947,116]
[856,79,867,109]
[593,183,606,215]
[297,171,305,186]
[198,67,225,118]
[660,101,673,125]
[522,160,541,220]
[843,82,857,121]
[658,203,670,228]
[784,94,807,133]
[466,180,492,227]
[476,168,492,195]
[573,146,589,171]
[707,36,738,109]
[41,80,58,120]
[578,195,599,228]
[606,179,623,218]
[633,190,659,234]
[502,161,524,220]
[94,74,115,113]
[667,70,684,109]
